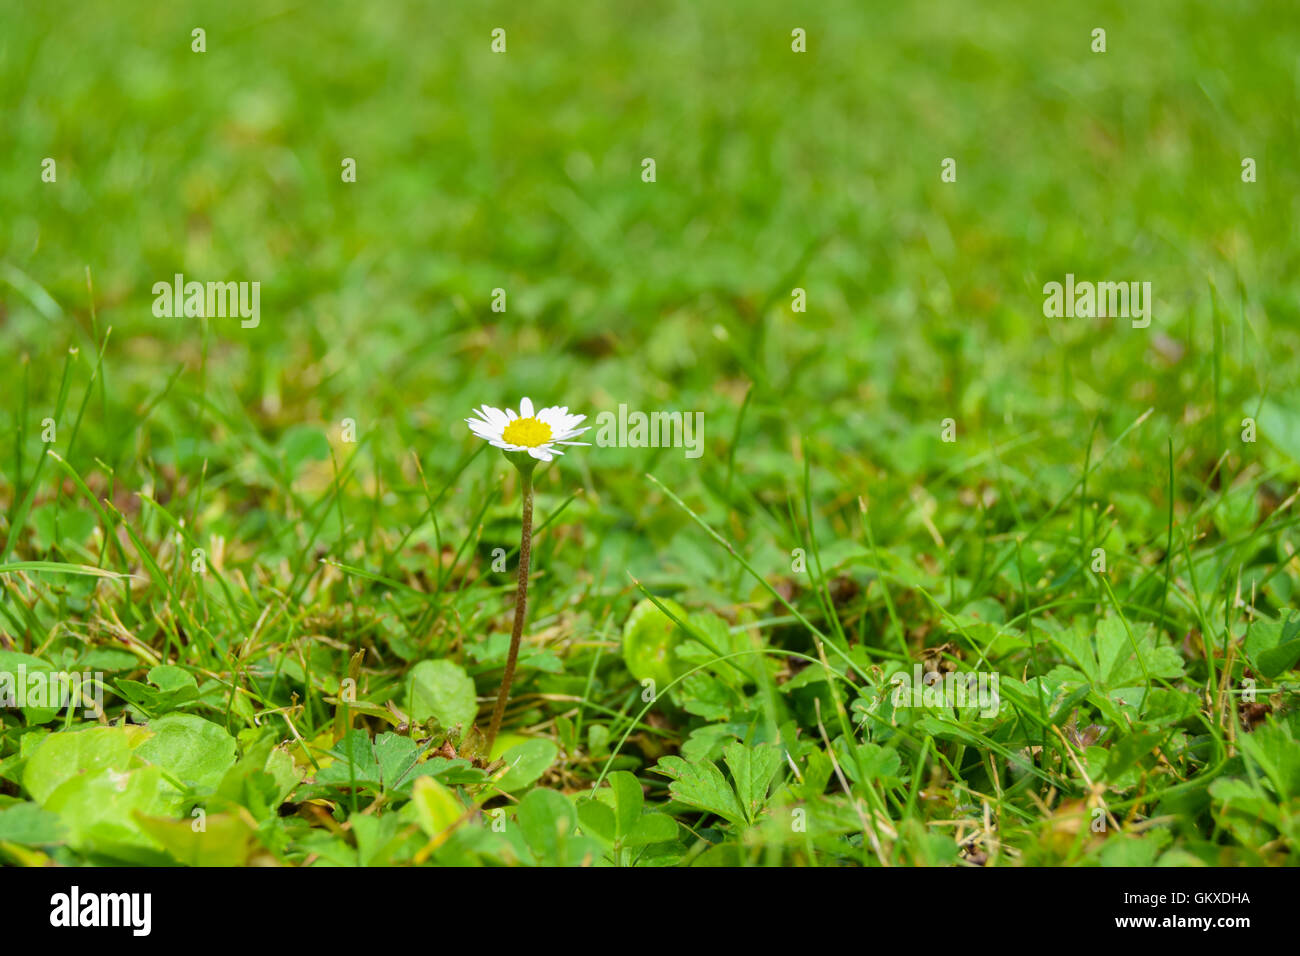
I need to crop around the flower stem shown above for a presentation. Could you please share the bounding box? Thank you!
[485,468,533,755]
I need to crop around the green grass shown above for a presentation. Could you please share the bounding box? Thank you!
[1,0,1299,866]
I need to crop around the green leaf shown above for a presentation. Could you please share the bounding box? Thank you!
[43,765,180,862]
[1209,777,1279,846]
[215,735,301,819]
[675,611,763,688]
[1249,610,1300,678]
[351,811,407,866]
[0,801,65,845]
[1257,398,1300,465]
[406,659,477,732]
[114,664,200,714]
[677,672,738,721]
[0,651,61,724]
[578,772,677,854]
[136,714,237,791]
[656,754,746,828]
[1052,616,1183,693]
[410,775,465,838]
[609,771,644,838]
[1096,616,1184,686]
[1236,722,1300,800]
[29,502,97,551]
[1051,626,1100,683]
[279,424,330,475]
[134,812,257,866]
[1244,608,1299,657]
[496,738,559,792]
[1098,833,1164,867]
[792,748,834,800]
[1257,642,1300,679]
[516,788,577,863]
[316,730,445,795]
[148,664,201,702]
[576,798,617,844]
[23,726,144,804]
[834,739,902,788]
[624,812,678,847]
[722,741,782,824]
[1105,731,1162,779]
[1105,687,1198,725]
[622,597,688,687]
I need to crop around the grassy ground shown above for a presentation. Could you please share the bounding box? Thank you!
[1,0,1299,866]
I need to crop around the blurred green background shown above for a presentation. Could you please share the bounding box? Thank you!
[2,0,1298,599]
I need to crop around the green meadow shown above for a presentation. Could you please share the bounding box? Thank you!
[1,0,1298,866]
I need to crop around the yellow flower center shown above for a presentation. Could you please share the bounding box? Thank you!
[501,416,553,448]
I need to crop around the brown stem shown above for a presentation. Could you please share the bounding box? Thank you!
[485,469,533,755]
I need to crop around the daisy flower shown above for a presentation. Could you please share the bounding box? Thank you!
[465,397,589,462]
[463,395,589,754]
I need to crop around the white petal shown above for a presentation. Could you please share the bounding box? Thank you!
[552,426,590,442]
[520,397,534,418]
[535,407,587,436]
[527,446,553,461]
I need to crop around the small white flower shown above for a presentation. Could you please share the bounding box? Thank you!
[465,396,590,462]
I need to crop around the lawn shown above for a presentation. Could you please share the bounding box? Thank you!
[1,0,1298,866]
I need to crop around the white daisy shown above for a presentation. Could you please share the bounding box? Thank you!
[465,397,590,462]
